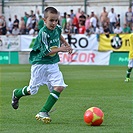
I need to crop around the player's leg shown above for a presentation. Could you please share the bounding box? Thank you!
[125,59,133,82]
[35,63,67,123]
[11,86,30,109]
[125,67,132,78]
[40,86,64,111]
[35,86,63,123]
[12,64,45,109]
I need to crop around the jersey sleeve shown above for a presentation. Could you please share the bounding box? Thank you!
[32,30,51,57]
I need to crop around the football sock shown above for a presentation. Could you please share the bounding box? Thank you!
[14,86,30,99]
[40,90,60,112]
[126,68,132,78]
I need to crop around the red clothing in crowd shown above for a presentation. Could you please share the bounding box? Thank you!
[72,16,79,29]
[78,25,86,34]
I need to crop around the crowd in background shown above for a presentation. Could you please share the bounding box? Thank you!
[0,6,133,37]
[0,10,44,36]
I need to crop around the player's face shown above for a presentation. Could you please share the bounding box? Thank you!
[44,12,59,30]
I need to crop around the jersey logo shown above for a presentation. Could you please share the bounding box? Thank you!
[49,46,58,57]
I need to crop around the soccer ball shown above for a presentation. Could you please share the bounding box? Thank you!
[84,107,104,126]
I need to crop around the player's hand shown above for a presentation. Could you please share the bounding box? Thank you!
[60,45,73,53]
[68,47,73,54]
[66,46,73,54]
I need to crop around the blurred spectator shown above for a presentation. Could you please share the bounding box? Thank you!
[23,12,29,25]
[12,25,20,35]
[108,8,117,33]
[95,24,103,41]
[25,11,37,34]
[99,25,104,34]
[114,23,123,34]
[31,15,37,29]
[103,22,111,38]
[90,11,97,31]
[6,28,12,35]
[0,15,3,24]
[36,10,41,22]
[125,7,133,29]
[64,23,72,44]
[29,28,35,35]
[100,7,108,27]
[28,15,37,35]
[30,10,35,17]
[37,15,44,31]
[71,24,78,34]
[90,10,99,23]
[123,23,131,34]
[76,8,81,20]
[66,14,72,26]
[70,9,75,20]
[0,15,3,35]
[85,15,90,30]
[26,14,32,34]
[116,14,121,26]
[19,17,26,34]
[72,14,79,30]
[86,25,95,37]
[61,12,67,33]
[78,23,86,34]
[95,24,103,34]
[7,18,13,34]
[1,15,7,35]
[13,15,19,28]
[131,25,133,33]
[79,11,86,26]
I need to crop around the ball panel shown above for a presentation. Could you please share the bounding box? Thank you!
[88,107,93,112]
[91,119,103,126]
[93,107,104,118]
[92,112,101,123]
[84,107,104,126]
[84,110,93,124]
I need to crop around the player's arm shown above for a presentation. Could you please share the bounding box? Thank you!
[60,35,69,46]
[39,32,72,56]
[60,35,73,54]
[46,45,72,56]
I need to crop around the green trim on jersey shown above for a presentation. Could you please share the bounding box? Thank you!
[29,24,62,64]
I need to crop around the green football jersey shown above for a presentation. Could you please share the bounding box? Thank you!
[29,24,62,64]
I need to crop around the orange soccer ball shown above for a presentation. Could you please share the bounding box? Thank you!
[84,107,104,126]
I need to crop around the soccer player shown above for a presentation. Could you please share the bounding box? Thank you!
[11,6,73,123]
[125,33,133,82]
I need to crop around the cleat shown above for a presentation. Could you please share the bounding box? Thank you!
[11,89,19,109]
[124,78,130,82]
[35,112,51,124]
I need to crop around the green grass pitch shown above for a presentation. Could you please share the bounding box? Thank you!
[0,65,132,133]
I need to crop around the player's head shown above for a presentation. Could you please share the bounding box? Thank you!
[44,6,59,30]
